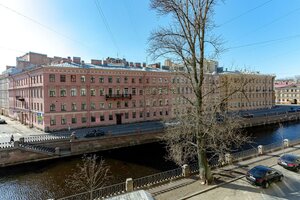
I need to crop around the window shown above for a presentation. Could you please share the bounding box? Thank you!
[124,101,129,107]
[72,117,77,124]
[100,102,105,109]
[139,100,144,107]
[160,111,163,116]
[71,88,77,96]
[147,111,150,117]
[132,88,136,95]
[61,117,66,125]
[49,74,55,82]
[60,75,66,82]
[132,78,135,83]
[90,89,96,96]
[91,102,95,110]
[125,112,129,119]
[60,89,67,97]
[71,103,77,111]
[108,103,112,109]
[82,117,87,123]
[91,116,96,122]
[49,89,56,97]
[81,76,86,82]
[117,101,121,108]
[71,75,76,82]
[50,103,56,111]
[100,115,105,121]
[108,88,113,95]
[153,111,156,116]
[132,100,136,107]
[140,111,143,118]
[108,77,113,83]
[99,88,104,96]
[132,112,136,118]
[124,77,128,83]
[109,114,113,120]
[99,77,104,83]
[91,76,95,83]
[61,103,66,111]
[116,77,120,83]
[50,117,56,125]
[139,77,142,83]
[81,102,87,110]
[81,88,86,96]
[139,89,143,95]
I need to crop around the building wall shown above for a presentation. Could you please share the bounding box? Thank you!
[275,85,300,104]
[219,73,275,111]
[7,64,275,131]
[0,74,9,116]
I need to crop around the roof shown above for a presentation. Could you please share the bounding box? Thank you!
[49,62,170,73]
[253,165,271,171]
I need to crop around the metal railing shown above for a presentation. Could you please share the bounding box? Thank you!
[263,141,283,152]
[232,148,258,161]
[0,142,14,149]
[133,167,182,189]
[24,134,69,143]
[58,182,126,200]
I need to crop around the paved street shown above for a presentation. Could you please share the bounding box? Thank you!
[0,115,45,143]
[189,166,300,200]
[0,114,165,144]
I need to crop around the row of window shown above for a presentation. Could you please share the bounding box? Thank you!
[50,110,169,125]
[15,75,43,86]
[49,99,169,112]
[49,74,170,84]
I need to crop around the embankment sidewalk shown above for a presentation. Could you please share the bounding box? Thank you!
[148,145,300,200]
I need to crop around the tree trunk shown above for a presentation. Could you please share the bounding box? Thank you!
[197,138,213,184]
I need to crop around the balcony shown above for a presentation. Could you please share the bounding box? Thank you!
[105,94,132,100]
[16,96,25,101]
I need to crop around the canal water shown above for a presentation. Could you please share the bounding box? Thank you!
[1,122,300,200]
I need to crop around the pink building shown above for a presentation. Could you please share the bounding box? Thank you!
[8,57,175,131]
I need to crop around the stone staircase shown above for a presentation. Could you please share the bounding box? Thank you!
[19,143,56,155]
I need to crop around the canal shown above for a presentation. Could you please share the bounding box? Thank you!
[1,122,300,200]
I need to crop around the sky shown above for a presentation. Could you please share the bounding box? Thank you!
[0,0,300,79]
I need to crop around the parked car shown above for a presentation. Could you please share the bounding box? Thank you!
[84,129,105,138]
[246,165,283,188]
[278,154,300,172]
[296,108,300,112]
[242,113,254,118]
[0,118,6,124]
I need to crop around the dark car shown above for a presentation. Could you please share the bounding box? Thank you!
[242,113,254,118]
[0,118,6,124]
[85,129,105,138]
[278,154,300,172]
[246,165,283,188]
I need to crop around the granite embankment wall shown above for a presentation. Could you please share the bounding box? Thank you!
[0,131,163,167]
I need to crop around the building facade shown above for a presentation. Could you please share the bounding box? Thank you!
[5,52,275,131]
[275,83,300,105]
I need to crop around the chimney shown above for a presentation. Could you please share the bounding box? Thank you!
[129,62,134,67]
[73,57,81,64]
[142,63,146,67]
[81,60,85,65]
[91,59,102,65]
[135,62,141,67]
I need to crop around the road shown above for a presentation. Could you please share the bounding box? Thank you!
[189,165,300,200]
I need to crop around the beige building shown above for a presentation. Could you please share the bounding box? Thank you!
[219,72,275,112]
[275,84,300,104]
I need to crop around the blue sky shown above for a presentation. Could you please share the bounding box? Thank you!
[0,0,299,79]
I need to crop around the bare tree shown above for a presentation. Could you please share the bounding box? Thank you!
[149,0,251,184]
[66,154,111,199]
